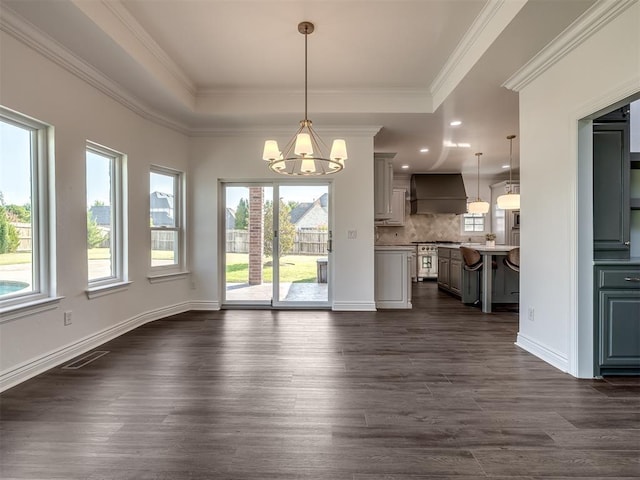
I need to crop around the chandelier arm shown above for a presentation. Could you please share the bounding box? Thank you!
[306,125,331,159]
[280,123,306,160]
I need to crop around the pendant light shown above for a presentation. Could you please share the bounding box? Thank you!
[467,152,490,214]
[497,134,520,210]
[262,22,347,175]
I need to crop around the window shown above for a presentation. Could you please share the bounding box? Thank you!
[462,213,485,232]
[150,166,183,271]
[86,143,126,287]
[0,107,53,310]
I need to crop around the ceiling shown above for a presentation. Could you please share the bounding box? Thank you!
[2,0,595,175]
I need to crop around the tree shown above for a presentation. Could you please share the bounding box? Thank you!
[5,204,31,223]
[263,199,295,257]
[0,206,20,254]
[235,198,248,229]
[87,211,106,248]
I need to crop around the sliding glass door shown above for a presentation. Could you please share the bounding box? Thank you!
[223,182,331,308]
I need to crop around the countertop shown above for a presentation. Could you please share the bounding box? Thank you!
[374,245,416,251]
[593,258,640,266]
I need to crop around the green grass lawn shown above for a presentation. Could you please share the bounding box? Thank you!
[0,249,175,266]
[0,252,32,266]
[225,253,322,283]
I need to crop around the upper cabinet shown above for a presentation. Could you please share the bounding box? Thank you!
[384,189,406,226]
[593,105,630,260]
[374,153,395,220]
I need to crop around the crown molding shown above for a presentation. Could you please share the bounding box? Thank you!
[430,0,527,110]
[503,0,637,92]
[0,6,190,134]
[100,1,196,96]
[189,125,382,138]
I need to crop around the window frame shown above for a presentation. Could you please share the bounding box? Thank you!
[85,142,127,290]
[0,107,56,315]
[461,212,487,234]
[149,165,185,275]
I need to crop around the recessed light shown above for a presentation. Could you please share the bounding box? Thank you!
[450,120,462,126]
[419,148,429,153]
[401,165,409,169]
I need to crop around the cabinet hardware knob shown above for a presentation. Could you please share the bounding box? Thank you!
[624,241,630,246]
[624,277,640,282]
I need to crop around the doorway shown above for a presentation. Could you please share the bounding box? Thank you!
[222,182,331,308]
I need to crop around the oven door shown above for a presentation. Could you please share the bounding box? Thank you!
[418,253,437,278]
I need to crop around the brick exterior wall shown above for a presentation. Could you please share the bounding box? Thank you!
[248,187,264,285]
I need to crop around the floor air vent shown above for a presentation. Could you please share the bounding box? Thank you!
[62,350,110,369]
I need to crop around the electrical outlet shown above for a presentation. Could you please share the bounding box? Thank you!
[190,280,196,290]
[64,311,72,326]
[347,230,357,239]
[528,307,535,322]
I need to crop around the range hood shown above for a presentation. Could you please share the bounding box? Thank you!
[410,174,468,214]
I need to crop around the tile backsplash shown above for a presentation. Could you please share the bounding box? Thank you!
[376,204,486,245]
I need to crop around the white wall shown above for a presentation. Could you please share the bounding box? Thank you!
[189,133,377,311]
[516,3,640,377]
[0,32,191,389]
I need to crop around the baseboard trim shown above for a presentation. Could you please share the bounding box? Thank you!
[332,301,377,311]
[516,332,570,374]
[189,301,221,311]
[0,302,194,392]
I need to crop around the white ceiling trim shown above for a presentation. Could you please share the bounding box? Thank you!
[189,125,382,138]
[0,6,190,134]
[429,0,527,111]
[101,1,196,96]
[70,0,196,108]
[196,88,432,115]
[503,0,637,92]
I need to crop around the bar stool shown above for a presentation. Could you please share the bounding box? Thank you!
[460,246,496,305]
[503,247,520,273]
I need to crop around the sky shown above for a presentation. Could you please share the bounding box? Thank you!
[0,121,31,205]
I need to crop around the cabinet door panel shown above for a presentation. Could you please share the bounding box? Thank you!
[599,290,640,366]
[450,259,462,295]
[593,122,630,259]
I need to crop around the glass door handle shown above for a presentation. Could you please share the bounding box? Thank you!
[327,239,333,252]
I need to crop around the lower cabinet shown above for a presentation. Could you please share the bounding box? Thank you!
[594,265,640,376]
[375,247,413,309]
[449,250,462,296]
[437,253,450,289]
[437,248,467,300]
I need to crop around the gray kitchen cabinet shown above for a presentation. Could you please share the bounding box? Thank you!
[449,249,462,296]
[594,265,640,375]
[374,154,395,220]
[437,248,450,290]
[593,109,630,260]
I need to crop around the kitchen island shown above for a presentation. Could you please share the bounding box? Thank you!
[437,244,519,313]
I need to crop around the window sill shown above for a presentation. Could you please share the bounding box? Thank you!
[0,296,65,324]
[147,271,190,284]
[86,281,133,300]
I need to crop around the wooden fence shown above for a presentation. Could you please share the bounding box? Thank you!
[226,228,327,255]
[11,223,32,252]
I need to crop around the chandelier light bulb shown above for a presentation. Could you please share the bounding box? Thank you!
[262,140,280,161]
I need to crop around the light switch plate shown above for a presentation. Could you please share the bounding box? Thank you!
[347,230,357,239]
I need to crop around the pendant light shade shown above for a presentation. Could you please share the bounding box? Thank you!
[262,22,347,176]
[497,134,520,210]
[468,152,489,214]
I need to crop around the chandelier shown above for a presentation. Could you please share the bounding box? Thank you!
[262,22,347,175]
[467,152,489,214]
[497,134,520,210]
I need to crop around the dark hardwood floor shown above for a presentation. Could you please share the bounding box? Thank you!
[1,282,639,479]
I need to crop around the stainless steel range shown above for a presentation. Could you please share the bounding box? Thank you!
[416,243,438,280]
